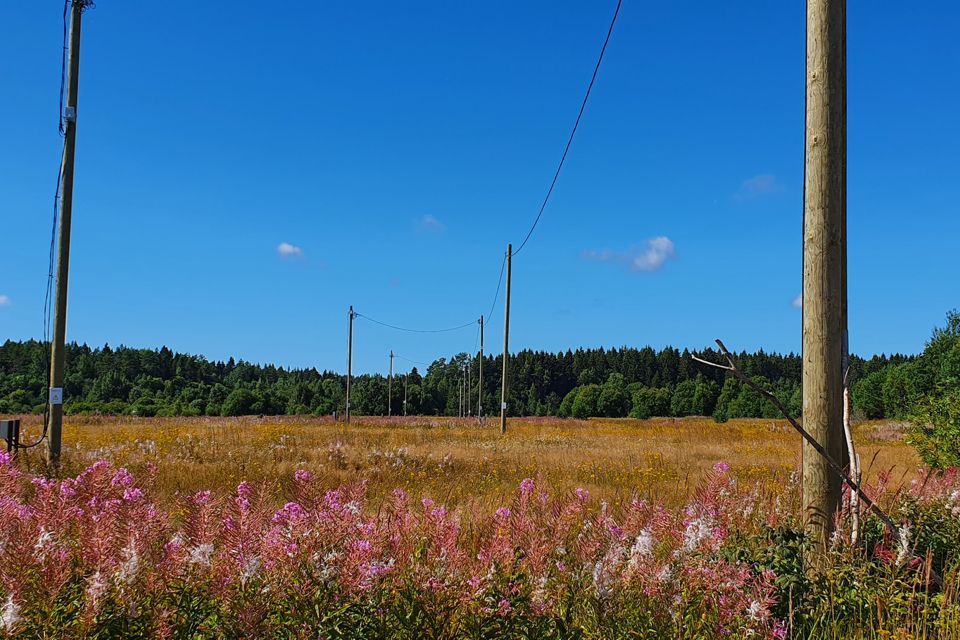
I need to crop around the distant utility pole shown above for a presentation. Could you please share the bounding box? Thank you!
[48,0,91,466]
[346,306,354,424]
[500,244,512,435]
[466,358,471,416]
[477,315,484,423]
[802,0,847,547]
[388,350,394,417]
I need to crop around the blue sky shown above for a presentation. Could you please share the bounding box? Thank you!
[1,1,958,374]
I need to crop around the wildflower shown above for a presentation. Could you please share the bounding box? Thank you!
[519,477,535,496]
[59,480,77,498]
[236,480,253,499]
[123,487,143,502]
[294,468,313,483]
[118,541,140,584]
[85,571,108,609]
[713,461,731,473]
[772,620,788,639]
[272,501,305,525]
[896,523,912,565]
[683,517,713,551]
[495,507,511,520]
[627,529,654,570]
[34,528,55,555]
[1,596,21,633]
[188,543,215,567]
[240,556,261,584]
[111,467,135,488]
[575,487,590,503]
[497,598,512,615]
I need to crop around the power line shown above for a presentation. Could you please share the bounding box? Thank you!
[486,252,507,320]
[393,354,432,367]
[354,312,476,334]
[513,0,623,256]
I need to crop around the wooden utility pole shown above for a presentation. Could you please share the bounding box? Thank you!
[346,306,354,424]
[388,350,394,417]
[477,315,484,423]
[48,0,89,466]
[466,359,471,416]
[500,244,512,434]
[802,0,846,547]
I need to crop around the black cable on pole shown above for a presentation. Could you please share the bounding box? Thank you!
[513,0,623,256]
[486,252,507,320]
[354,313,476,334]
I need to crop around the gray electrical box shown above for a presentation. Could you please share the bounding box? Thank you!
[0,419,20,452]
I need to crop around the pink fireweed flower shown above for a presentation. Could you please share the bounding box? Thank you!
[191,490,212,505]
[59,480,77,498]
[111,467,135,488]
[575,487,590,503]
[495,507,511,520]
[293,468,313,483]
[713,461,731,473]
[236,480,253,499]
[123,487,143,502]
[272,501,306,525]
[519,477,535,497]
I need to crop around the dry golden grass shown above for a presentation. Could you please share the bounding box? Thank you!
[12,414,919,520]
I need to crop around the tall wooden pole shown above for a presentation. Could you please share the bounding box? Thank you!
[346,306,354,424]
[466,358,471,416]
[500,244,512,434]
[802,0,846,547]
[47,1,87,466]
[478,315,484,423]
[388,350,393,417]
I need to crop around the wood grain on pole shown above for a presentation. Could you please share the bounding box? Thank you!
[346,306,353,424]
[802,0,846,547]
[48,2,85,466]
[478,315,484,423]
[500,245,512,435]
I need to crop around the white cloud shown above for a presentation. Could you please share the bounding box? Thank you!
[582,236,676,273]
[277,242,303,258]
[419,214,445,232]
[792,294,802,309]
[736,174,779,200]
[0,295,9,307]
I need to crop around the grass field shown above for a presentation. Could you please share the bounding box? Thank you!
[14,414,918,513]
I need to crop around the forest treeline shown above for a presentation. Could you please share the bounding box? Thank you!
[4,311,952,423]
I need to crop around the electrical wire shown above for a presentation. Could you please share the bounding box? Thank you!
[513,0,623,256]
[486,252,507,321]
[354,312,475,334]
[393,354,432,368]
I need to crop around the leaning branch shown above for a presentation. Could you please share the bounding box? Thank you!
[692,340,897,534]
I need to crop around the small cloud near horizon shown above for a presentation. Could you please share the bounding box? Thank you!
[792,294,802,309]
[582,236,676,273]
[736,174,779,201]
[277,242,303,258]
[418,214,445,232]
[0,294,10,307]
